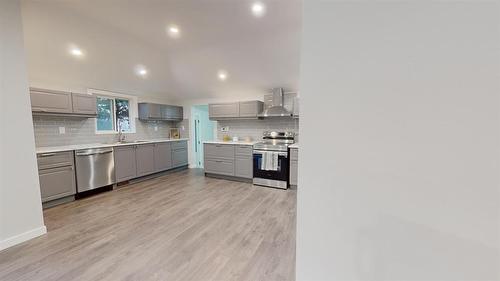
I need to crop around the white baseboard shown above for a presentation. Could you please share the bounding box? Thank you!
[0,225,47,251]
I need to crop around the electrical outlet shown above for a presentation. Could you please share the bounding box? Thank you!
[181,126,185,130]
[154,126,158,131]
[221,126,229,132]
[58,126,65,134]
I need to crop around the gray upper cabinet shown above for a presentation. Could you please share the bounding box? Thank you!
[209,102,240,119]
[114,146,137,182]
[136,144,156,177]
[30,88,73,114]
[139,103,183,121]
[154,142,172,172]
[209,101,263,120]
[30,88,97,117]
[37,151,76,203]
[239,101,264,118]
[72,93,97,115]
[161,105,183,121]
[138,103,162,120]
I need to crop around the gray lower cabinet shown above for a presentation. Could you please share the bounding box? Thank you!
[36,151,76,204]
[115,141,187,183]
[114,145,137,182]
[204,143,253,179]
[234,145,253,179]
[172,140,188,168]
[30,88,73,114]
[72,93,97,115]
[289,148,298,186]
[154,142,172,172]
[136,144,156,177]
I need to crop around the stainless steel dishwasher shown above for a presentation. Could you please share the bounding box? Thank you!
[75,148,115,192]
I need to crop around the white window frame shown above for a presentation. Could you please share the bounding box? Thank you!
[88,89,138,134]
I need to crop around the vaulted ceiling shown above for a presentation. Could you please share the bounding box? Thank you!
[21,0,302,102]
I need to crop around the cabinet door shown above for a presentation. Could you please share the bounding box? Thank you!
[72,93,97,115]
[234,157,252,178]
[154,142,172,172]
[239,101,263,117]
[114,146,137,182]
[139,103,161,119]
[136,144,156,176]
[209,103,239,119]
[162,105,183,120]
[39,166,76,202]
[30,88,72,113]
[172,148,188,168]
[289,160,298,186]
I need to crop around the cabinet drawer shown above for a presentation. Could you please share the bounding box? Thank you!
[204,143,235,159]
[39,165,76,202]
[205,158,234,176]
[290,148,298,161]
[171,140,187,150]
[37,151,74,170]
[235,145,253,157]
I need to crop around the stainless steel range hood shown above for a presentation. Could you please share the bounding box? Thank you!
[259,88,293,117]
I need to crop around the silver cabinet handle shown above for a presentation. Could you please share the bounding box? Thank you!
[76,150,113,156]
[39,153,57,157]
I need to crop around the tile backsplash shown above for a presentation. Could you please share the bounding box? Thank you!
[216,118,299,142]
[33,116,185,147]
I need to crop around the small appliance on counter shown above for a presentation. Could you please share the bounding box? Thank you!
[253,131,295,189]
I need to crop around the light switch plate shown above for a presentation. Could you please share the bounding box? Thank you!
[221,126,229,132]
[58,126,65,134]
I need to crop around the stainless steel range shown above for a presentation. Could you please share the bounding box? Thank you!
[253,131,295,189]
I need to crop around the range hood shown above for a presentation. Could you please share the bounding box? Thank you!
[259,88,293,117]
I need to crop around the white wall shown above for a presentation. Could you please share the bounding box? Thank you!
[0,0,46,250]
[297,2,499,280]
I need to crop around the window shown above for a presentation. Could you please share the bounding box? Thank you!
[96,96,132,133]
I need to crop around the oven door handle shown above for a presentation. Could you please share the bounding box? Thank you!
[253,150,288,157]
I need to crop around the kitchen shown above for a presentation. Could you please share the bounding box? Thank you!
[1,1,301,280]
[3,1,498,280]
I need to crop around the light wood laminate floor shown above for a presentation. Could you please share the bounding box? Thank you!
[0,169,296,281]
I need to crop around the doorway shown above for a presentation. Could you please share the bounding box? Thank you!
[191,105,215,168]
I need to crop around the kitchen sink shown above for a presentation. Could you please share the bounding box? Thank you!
[105,140,150,145]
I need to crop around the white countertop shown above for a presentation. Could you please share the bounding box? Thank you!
[289,143,299,149]
[203,140,258,146]
[36,138,189,154]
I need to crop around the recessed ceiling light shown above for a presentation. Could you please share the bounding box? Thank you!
[135,65,148,77]
[251,2,266,17]
[218,70,228,81]
[70,48,83,57]
[167,25,180,38]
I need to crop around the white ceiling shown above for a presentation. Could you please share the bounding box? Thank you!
[21,0,302,102]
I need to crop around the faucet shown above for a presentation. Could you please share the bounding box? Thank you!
[117,120,125,142]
